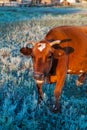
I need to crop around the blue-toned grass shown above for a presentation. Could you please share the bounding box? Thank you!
[0,7,87,130]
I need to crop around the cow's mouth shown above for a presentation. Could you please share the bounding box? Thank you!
[35,79,44,84]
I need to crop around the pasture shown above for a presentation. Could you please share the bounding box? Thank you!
[0,6,87,130]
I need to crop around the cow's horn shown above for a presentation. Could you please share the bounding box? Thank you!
[24,41,35,48]
[50,39,71,46]
[50,40,61,46]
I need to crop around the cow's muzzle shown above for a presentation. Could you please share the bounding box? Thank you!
[33,72,44,84]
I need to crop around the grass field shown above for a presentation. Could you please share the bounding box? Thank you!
[0,6,87,130]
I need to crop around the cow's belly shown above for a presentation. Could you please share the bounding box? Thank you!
[68,55,87,74]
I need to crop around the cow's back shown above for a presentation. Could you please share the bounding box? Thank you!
[45,26,87,74]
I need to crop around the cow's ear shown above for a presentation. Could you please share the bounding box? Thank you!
[20,47,32,56]
[53,48,65,59]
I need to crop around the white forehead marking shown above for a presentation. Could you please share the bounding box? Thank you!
[37,43,46,52]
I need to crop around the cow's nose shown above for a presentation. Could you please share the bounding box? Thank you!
[33,72,44,80]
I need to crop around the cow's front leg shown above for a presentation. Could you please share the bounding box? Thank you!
[36,83,43,103]
[53,55,68,112]
[53,76,66,112]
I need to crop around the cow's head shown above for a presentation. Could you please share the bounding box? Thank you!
[20,39,70,84]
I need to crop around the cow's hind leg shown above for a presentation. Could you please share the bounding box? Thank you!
[76,73,86,86]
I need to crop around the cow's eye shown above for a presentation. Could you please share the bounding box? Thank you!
[32,55,35,60]
[47,55,52,60]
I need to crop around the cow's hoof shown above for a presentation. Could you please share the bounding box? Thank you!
[76,80,83,86]
[38,96,43,104]
[51,104,61,113]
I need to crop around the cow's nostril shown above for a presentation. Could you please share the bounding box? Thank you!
[33,72,44,80]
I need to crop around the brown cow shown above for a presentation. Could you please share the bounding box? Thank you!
[20,25,87,112]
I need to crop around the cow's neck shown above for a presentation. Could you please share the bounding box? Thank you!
[49,59,58,75]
